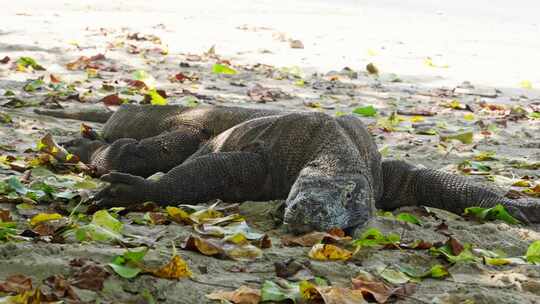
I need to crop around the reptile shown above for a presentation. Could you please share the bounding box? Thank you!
[36,104,281,177]
[82,111,539,233]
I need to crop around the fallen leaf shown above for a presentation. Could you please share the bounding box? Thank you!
[0,274,33,293]
[526,240,540,264]
[150,255,192,279]
[281,231,351,247]
[206,286,261,304]
[317,287,367,304]
[212,63,237,75]
[366,63,379,75]
[353,105,377,117]
[308,244,352,261]
[70,259,110,291]
[30,213,63,226]
[463,204,521,225]
[100,94,124,106]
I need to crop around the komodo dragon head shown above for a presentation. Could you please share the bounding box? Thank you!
[61,138,106,163]
[283,175,376,233]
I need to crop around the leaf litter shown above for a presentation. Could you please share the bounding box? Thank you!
[0,19,539,304]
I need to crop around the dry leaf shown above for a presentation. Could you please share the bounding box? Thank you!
[0,274,33,293]
[281,231,351,247]
[150,255,191,279]
[206,286,261,304]
[308,244,352,261]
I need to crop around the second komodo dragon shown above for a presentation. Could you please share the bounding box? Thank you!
[37,104,280,177]
[75,109,540,233]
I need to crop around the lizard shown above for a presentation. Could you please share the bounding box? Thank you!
[87,111,540,233]
[36,104,282,177]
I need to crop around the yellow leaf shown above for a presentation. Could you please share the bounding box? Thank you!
[449,100,463,109]
[512,180,531,187]
[150,255,191,279]
[166,206,193,224]
[463,113,475,121]
[224,233,249,245]
[520,80,533,89]
[189,207,223,224]
[30,213,62,226]
[425,57,449,68]
[308,244,352,261]
[409,116,424,123]
[86,68,98,78]
[300,280,320,300]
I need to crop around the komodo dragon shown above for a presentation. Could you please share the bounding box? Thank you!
[36,104,281,177]
[86,111,539,233]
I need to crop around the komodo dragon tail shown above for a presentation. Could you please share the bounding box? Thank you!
[34,107,114,123]
[380,160,540,224]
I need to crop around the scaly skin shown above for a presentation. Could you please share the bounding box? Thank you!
[43,104,281,176]
[91,111,540,232]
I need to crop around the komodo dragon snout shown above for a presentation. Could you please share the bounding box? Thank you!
[283,175,375,233]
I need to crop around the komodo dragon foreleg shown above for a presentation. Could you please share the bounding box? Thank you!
[81,126,211,177]
[92,152,269,207]
[380,160,540,223]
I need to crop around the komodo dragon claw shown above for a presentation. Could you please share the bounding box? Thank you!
[90,171,153,209]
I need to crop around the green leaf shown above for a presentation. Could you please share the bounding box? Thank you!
[23,79,46,92]
[396,213,422,225]
[108,263,142,279]
[400,264,449,279]
[353,227,400,247]
[526,240,540,264]
[352,105,377,117]
[108,247,148,279]
[260,280,300,303]
[17,56,45,70]
[212,64,237,75]
[439,130,473,144]
[0,221,17,241]
[75,210,123,242]
[378,268,411,284]
[147,89,168,105]
[464,204,521,225]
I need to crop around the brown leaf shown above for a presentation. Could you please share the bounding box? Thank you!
[148,212,170,225]
[247,83,288,103]
[181,235,262,261]
[274,259,314,281]
[43,275,80,301]
[170,72,192,83]
[206,286,261,304]
[0,274,33,293]
[281,231,351,247]
[0,56,10,64]
[352,275,416,303]
[121,80,146,90]
[447,237,464,256]
[0,208,12,222]
[70,260,110,291]
[49,74,61,83]
[100,94,123,106]
[317,286,367,304]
